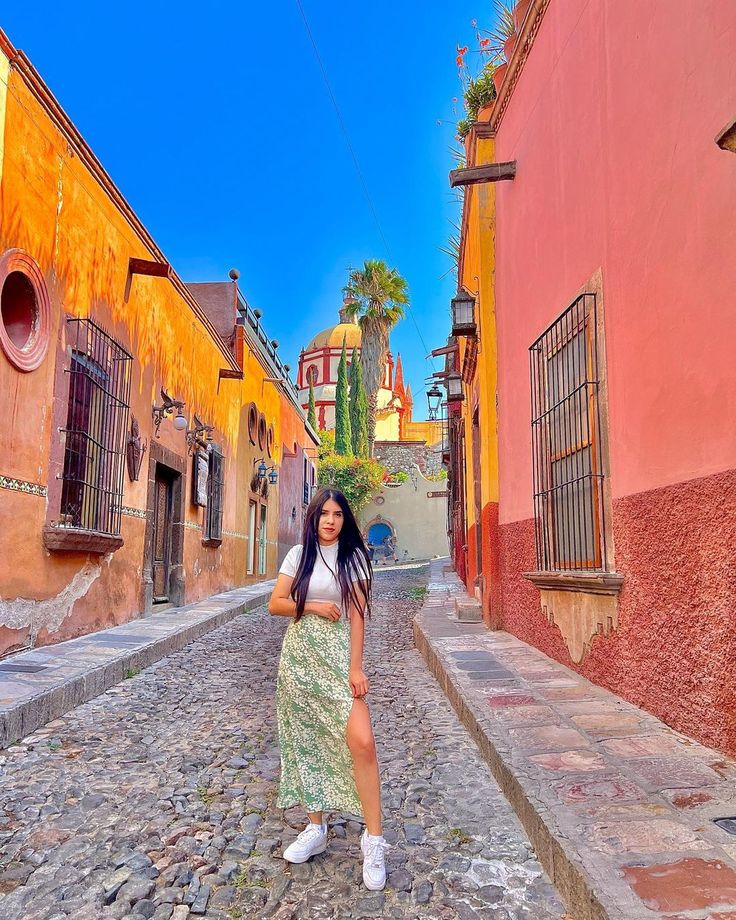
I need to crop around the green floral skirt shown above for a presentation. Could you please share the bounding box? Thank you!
[276,614,362,815]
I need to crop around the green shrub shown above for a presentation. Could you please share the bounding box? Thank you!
[318,453,384,513]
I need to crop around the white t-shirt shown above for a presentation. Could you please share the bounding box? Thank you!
[279,542,362,611]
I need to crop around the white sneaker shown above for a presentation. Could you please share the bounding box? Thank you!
[282,822,328,863]
[361,830,391,890]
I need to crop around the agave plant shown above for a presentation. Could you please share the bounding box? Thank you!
[483,0,515,63]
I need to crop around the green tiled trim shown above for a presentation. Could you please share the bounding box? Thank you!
[0,475,47,497]
[121,506,147,519]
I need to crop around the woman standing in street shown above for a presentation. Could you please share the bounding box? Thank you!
[268,487,390,890]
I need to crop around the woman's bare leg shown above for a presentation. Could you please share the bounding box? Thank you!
[346,699,382,835]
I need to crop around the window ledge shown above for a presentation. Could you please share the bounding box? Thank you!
[524,570,623,596]
[201,537,223,548]
[43,525,124,554]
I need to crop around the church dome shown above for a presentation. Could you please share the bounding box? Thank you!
[307,321,362,351]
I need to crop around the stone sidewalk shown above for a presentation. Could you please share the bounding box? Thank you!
[414,560,736,920]
[0,580,274,751]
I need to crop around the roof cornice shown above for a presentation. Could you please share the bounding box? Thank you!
[489,0,551,132]
[0,28,239,372]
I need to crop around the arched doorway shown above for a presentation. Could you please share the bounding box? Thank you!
[366,517,396,563]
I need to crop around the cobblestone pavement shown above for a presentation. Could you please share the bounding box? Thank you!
[0,565,565,920]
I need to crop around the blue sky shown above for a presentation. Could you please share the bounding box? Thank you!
[3,2,486,418]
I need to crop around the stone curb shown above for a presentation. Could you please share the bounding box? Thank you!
[414,564,624,920]
[0,583,273,751]
[413,616,610,920]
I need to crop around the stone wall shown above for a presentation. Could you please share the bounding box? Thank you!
[374,441,444,476]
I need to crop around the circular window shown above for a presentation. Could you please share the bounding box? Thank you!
[306,364,319,385]
[247,403,258,444]
[267,425,274,458]
[258,414,267,450]
[0,250,51,372]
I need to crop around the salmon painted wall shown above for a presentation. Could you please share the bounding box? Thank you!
[0,47,301,654]
[490,1,736,753]
[494,0,736,523]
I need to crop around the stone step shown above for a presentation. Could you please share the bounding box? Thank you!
[455,596,482,622]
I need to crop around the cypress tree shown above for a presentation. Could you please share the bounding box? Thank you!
[349,346,369,458]
[307,379,317,431]
[334,340,353,456]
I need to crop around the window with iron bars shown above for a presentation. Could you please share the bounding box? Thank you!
[205,445,224,542]
[59,318,132,535]
[529,293,607,572]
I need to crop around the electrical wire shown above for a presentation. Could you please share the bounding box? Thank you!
[294,0,437,382]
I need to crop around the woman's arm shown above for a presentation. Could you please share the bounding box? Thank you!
[268,573,340,620]
[349,581,370,697]
[268,573,299,617]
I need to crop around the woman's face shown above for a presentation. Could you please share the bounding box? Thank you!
[318,498,344,544]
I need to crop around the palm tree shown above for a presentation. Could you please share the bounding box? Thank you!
[344,259,409,456]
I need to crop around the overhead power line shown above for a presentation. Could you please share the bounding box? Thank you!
[294,0,437,380]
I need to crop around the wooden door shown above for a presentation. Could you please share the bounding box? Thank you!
[152,468,173,602]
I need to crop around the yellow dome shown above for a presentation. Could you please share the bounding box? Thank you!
[307,322,362,351]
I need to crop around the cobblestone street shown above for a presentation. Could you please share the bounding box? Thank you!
[0,565,564,920]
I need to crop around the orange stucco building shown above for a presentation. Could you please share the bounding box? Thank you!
[0,31,317,657]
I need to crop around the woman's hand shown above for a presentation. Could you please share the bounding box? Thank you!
[307,601,341,621]
[349,668,369,698]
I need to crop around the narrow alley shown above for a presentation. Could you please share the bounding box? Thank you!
[0,566,563,920]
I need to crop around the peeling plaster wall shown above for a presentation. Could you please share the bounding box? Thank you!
[0,557,106,640]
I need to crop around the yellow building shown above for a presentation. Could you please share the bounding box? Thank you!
[0,29,316,656]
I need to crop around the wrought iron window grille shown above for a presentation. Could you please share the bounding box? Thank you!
[205,445,224,542]
[59,318,132,535]
[529,293,607,573]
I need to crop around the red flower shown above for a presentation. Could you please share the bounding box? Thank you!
[457,45,468,55]
[456,55,464,66]
[480,38,490,47]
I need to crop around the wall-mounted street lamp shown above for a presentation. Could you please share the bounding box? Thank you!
[254,458,279,485]
[426,384,443,421]
[152,387,187,438]
[186,415,214,454]
[446,372,464,403]
[451,287,477,337]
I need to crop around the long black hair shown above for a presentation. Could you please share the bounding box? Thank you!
[290,487,373,623]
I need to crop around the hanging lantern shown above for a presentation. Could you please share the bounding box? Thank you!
[451,288,477,337]
[446,372,464,402]
[426,384,443,420]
